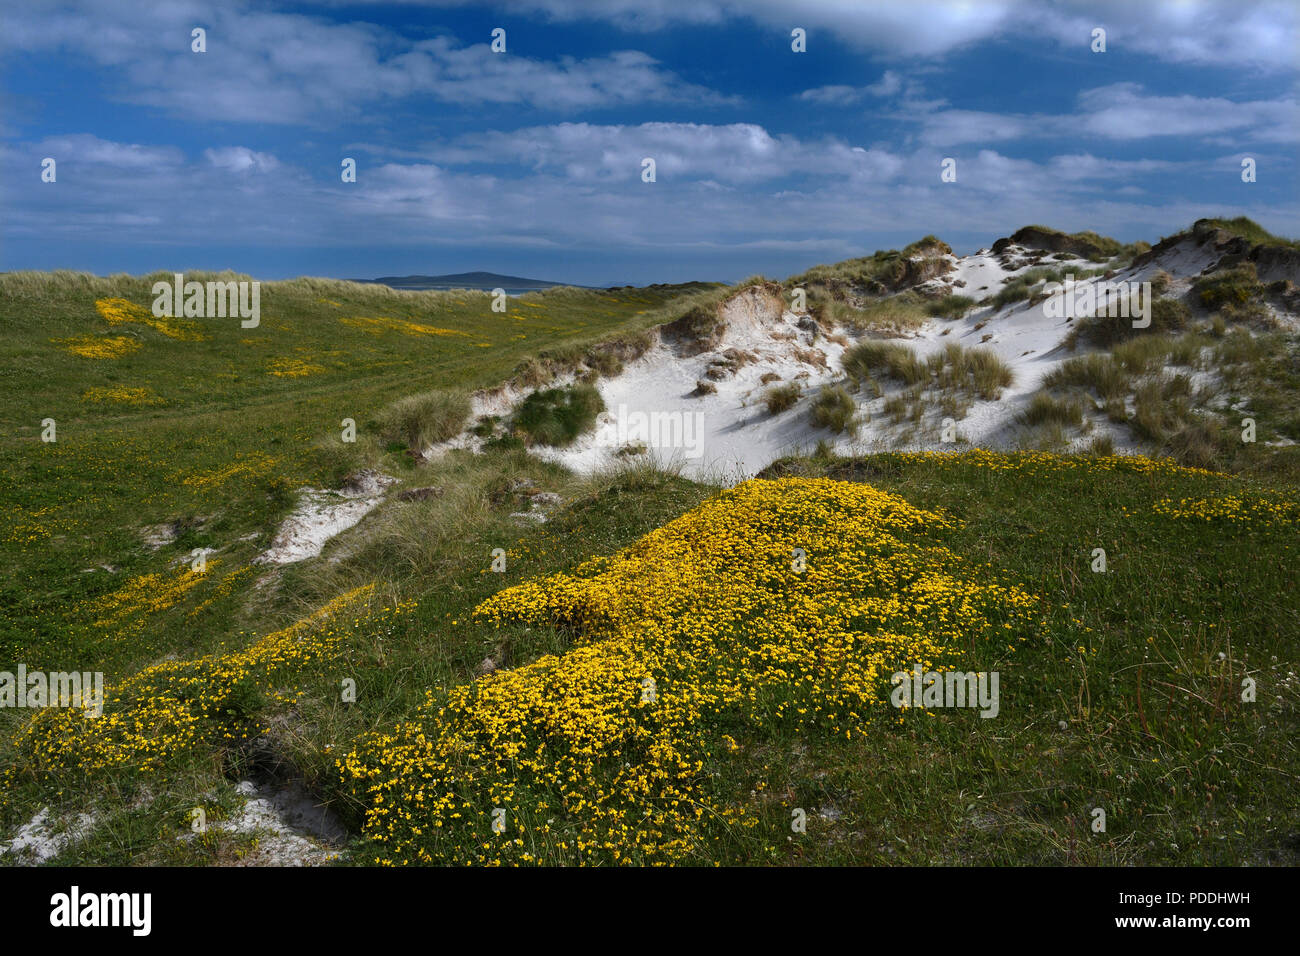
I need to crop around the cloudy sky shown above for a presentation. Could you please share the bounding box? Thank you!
[2,0,1296,285]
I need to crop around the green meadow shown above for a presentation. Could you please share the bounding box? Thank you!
[0,274,696,677]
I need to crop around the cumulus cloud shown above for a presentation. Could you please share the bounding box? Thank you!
[204,147,280,173]
[2,122,1230,252]
[31,134,184,170]
[902,84,1300,146]
[3,1,1295,278]
[1021,0,1298,72]
[326,0,1299,69]
[1074,84,1300,143]
[0,2,733,123]
[800,71,903,104]
[426,122,908,185]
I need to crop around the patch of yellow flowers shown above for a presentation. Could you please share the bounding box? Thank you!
[82,565,213,634]
[12,583,384,779]
[56,334,141,359]
[340,316,468,338]
[94,297,207,341]
[887,448,1227,479]
[81,385,164,406]
[179,452,279,491]
[340,477,1040,865]
[267,357,326,378]
[1153,494,1299,526]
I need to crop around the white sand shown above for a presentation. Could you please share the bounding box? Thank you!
[521,234,1283,480]
[256,471,396,565]
[0,807,96,863]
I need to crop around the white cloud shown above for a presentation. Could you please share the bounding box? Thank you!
[205,147,280,173]
[4,125,1223,254]
[4,127,1296,273]
[799,85,864,105]
[866,71,904,97]
[0,2,733,123]
[334,0,1298,69]
[1075,84,1300,142]
[427,122,907,185]
[905,84,1300,146]
[800,71,903,104]
[33,134,183,170]
[1021,0,1298,72]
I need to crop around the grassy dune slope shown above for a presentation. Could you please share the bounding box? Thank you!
[2,254,1297,867]
[0,274,695,730]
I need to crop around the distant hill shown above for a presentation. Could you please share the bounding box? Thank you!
[350,271,584,292]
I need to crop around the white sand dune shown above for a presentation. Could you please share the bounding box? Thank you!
[501,228,1294,481]
[521,244,1166,479]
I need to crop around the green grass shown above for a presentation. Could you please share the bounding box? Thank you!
[1195,216,1300,251]
[1194,263,1265,311]
[0,272,696,680]
[763,383,801,415]
[16,447,1300,866]
[1019,393,1084,428]
[843,342,1013,421]
[809,386,858,434]
[1067,296,1191,349]
[512,384,605,447]
[786,238,950,302]
[933,344,1014,400]
[1037,323,1299,473]
[818,295,930,334]
[744,450,1299,865]
[1216,331,1300,442]
[925,294,976,319]
[376,389,470,452]
[990,266,1111,312]
[1044,353,1131,400]
[1012,225,1127,260]
[843,340,928,387]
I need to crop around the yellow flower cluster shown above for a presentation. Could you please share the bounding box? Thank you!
[2,504,74,545]
[81,565,214,634]
[340,477,1040,865]
[93,297,153,325]
[340,316,468,338]
[188,564,258,618]
[267,357,326,378]
[1153,494,1299,526]
[14,584,384,778]
[55,334,141,359]
[886,449,1227,479]
[81,385,164,406]
[179,452,279,490]
[94,297,207,341]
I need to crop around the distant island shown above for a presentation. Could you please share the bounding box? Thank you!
[349,271,588,293]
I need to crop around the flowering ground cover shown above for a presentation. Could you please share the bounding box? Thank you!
[340,477,1041,864]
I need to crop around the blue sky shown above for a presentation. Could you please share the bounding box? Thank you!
[2,0,1296,286]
